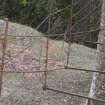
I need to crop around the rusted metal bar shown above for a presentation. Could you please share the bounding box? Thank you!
[36,16,49,30]
[38,37,43,82]
[1,64,105,74]
[83,41,105,46]
[7,35,46,37]
[23,66,105,74]
[46,87,105,103]
[39,44,43,69]
[0,18,9,96]
[47,66,105,74]
[43,33,49,90]
[72,28,100,37]
[65,0,73,67]
[6,34,64,38]
[0,28,99,39]
[65,66,105,74]
[1,70,45,73]
[66,40,71,66]
[2,65,105,74]
[0,67,65,74]
[43,0,52,90]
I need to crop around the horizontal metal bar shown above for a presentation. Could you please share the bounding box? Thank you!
[0,29,99,38]
[65,66,105,74]
[0,67,65,74]
[7,35,45,37]
[43,66,105,74]
[26,65,105,74]
[0,62,105,74]
[46,87,105,103]
[1,70,45,73]
[0,34,63,38]
[0,66,105,74]
[83,41,105,46]
[72,28,100,36]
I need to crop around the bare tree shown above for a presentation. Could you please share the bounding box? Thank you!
[86,0,105,105]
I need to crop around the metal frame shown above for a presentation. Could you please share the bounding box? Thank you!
[0,0,104,104]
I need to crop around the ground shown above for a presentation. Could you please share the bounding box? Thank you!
[0,20,96,105]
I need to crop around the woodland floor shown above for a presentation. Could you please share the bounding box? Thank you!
[0,20,96,105]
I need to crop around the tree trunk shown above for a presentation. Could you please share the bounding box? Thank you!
[0,0,6,16]
[87,0,105,105]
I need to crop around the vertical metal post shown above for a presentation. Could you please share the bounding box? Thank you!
[43,0,52,90]
[38,37,43,83]
[43,35,49,90]
[66,0,73,67]
[0,18,9,96]
[39,39,43,70]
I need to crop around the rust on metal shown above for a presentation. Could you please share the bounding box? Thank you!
[65,0,73,67]
[0,1,104,104]
[43,0,53,90]
[65,66,105,74]
[46,87,105,104]
[0,18,9,96]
